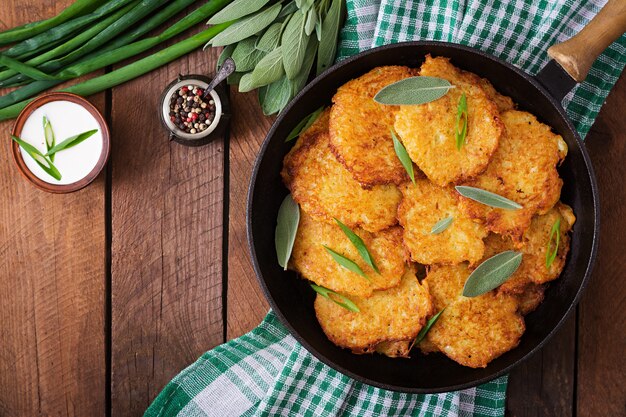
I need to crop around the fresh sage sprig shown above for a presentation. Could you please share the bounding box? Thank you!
[455,186,523,210]
[462,251,523,297]
[431,216,454,234]
[311,284,360,312]
[43,116,56,162]
[390,128,415,184]
[208,0,344,115]
[275,194,300,270]
[334,218,379,274]
[455,93,468,150]
[546,218,561,268]
[323,245,368,280]
[285,106,324,142]
[412,308,445,347]
[11,135,61,180]
[44,129,98,156]
[374,76,454,105]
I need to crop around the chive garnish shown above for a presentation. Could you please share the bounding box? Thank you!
[334,218,379,274]
[323,245,368,280]
[44,129,98,156]
[455,186,522,210]
[455,92,468,150]
[430,216,454,234]
[311,284,360,312]
[390,128,415,184]
[546,218,561,268]
[12,135,61,180]
[413,309,445,347]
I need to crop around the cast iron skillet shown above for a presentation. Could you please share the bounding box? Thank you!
[247,3,624,393]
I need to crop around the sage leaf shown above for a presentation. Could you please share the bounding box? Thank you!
[296,0,315,13]
[209,3,282,47]
[289,36,318,96]
[546,218,561,268]
[391,128,415,184]
[413,309,445,346]
[227,71,245,86]
[256,22,282,52]
[462,251,523,297]
[310,284,360,312]
[45,129,98,156]
[431,216,454,235]
[316,0,343,75]
[231,37,265,72]
[275,194,300,270]
[249,47,284,89]
[334,218,379,274]
[43,116,56,162]
[259,76,291,116]
[282,10,310,80]
[304,8,317,36]
[12,135,61,181]
[208,0,272,24]
[323,245,368,279]
[455,93,468,150]
[374,76,454,105]
[278,0,299,19]
[285,106,324,142]
[455,186,523,210]
[216,44,235,72]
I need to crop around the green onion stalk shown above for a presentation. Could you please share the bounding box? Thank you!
[0,22,232,122]
[0,0,232,109]
[0,0,196,85]
[1,0,136,59]
[1,0,170,87]
[0,0,105,46]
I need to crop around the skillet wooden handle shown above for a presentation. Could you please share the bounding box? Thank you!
[547,0,626,82]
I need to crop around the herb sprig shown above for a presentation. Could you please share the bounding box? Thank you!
[455,186,522,210]
[286,106,324,142]
[412,309,445,347]
[462,251,523,297]
[390,128,415,184]
[374,76,454,105]
[431,216,454,235]
[455,93,468,150]
[311,284,360,312]
[12,135,61,180]
[43,116,55,162]
[334,218,379,274]
[546,218,561,268]
[323,245,368,280]
[210,0,345,115]
[275,193,301,270]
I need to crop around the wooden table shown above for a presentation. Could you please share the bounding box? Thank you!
[1,3,624,416]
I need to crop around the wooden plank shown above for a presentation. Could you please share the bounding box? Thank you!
[576,73,626,417]
[0,2,106,416]
[506,316,576,417]
[226,92,271,339]
[109,46,225,415]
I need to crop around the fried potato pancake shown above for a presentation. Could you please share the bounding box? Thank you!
[514,284,545,315]
[482,202,575,294]
[458,110,568,243]
[291,212,406,297]
[394,56,503,186]
[421,264,525,368]
[329,66,417,187]
[375,340,412,358]
[398,179,488,265]
[282,117,401,233]
[315,268,433,354]
[478,77,515,112]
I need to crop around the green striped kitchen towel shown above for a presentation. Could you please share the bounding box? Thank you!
[146,2,624,416]
[338,0,626,138]
[145,312,507,417]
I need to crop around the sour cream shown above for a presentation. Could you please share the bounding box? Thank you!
[19,100,103,185]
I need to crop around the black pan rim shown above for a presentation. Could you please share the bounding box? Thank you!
[246,40,600,393]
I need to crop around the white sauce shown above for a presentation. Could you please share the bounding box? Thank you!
[19,100,103,185]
